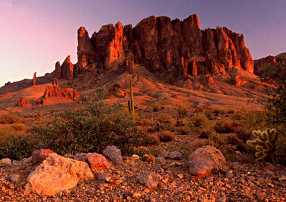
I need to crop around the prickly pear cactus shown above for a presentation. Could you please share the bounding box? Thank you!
[247,129,278,161]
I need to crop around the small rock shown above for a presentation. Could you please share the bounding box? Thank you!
[256,190,266,201]
[0,158,12,167]
[32,149,55,164]
[126,154,140,164]
[143,154,156,163]
[279,175,286,181]
[138,172,160,189]
[226,170,234,178]
[73,153,88,161]
[21,157,33,165]
[131,154,140,161]
[156,157,166,165]
[177,174,184,179]
[103,145,123,165]
[96,173,112,183]
[132,192,142,199]
[86,153,111,172]
[167,151,183,160]
[216,191,227,202]
[8,174,21,184]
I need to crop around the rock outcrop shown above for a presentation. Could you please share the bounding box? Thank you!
[72,14,253,80]
[50,14,254,84]
[61,56,74,80]
[52,56,74,80]
[77,26,96,70]
[91,22,125,69]
[42,85,80,101]
[17,97,32,108]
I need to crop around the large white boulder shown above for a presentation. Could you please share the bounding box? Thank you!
[26,153,94,196]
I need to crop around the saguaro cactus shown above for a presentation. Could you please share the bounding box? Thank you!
[247,128,278,161]
[128,79,135,118]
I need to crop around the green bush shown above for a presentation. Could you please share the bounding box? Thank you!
[0,136,33,160]
[267,78,286,164]
[268,80,286,125]
[32,99,151,156]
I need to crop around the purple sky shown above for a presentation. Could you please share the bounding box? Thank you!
[0,0,285,86]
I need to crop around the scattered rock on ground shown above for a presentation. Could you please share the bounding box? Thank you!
[188,145,227,177]
[86,153,111,173]
[0,158,12,167]
[8,174,21,184]
[167,151,183,160]
[103,145,123,166]
[137,172,160,189]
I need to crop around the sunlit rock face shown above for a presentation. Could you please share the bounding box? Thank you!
[75,14,254,79]
[77,26,96,70]
[61,56,74,80]
[53,61,61,79]
[90,22,125,69]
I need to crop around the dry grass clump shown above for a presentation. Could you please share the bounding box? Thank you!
[214,120,240,134]
[159,131,176,142]
[0,113,22,124]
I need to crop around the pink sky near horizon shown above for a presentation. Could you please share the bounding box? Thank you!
[0,0,285,86]
[0,1,77,86]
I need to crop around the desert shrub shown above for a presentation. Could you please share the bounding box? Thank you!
[176,126,191,135]
[156,113,176,130]
[274,136,286,164]
[214,121,241,134]
[268,81,286,126]
[208,132,228,148]
[199,130,211,139]
[32,98,151,155]
[235,127,252,142]
[11,123,27,131]
[159,131,175,142]
[140,134,160,145]
[190,113,210,128]
[0,136,33,160]
[228,67,241,84]
[0,113,21,124]
[266,78,286,164]
[151,103,161,112]
[177,106,188,119]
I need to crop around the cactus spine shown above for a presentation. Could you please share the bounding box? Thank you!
[128,79,135,118]
[247,128,278,161]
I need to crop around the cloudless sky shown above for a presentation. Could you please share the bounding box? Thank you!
[0,0,285,86]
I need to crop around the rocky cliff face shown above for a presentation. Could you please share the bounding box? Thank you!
[56,14,254,81]
[254,53,286,81]
[53,56,74,80]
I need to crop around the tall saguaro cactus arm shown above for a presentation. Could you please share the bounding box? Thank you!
[128,79,135,118]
